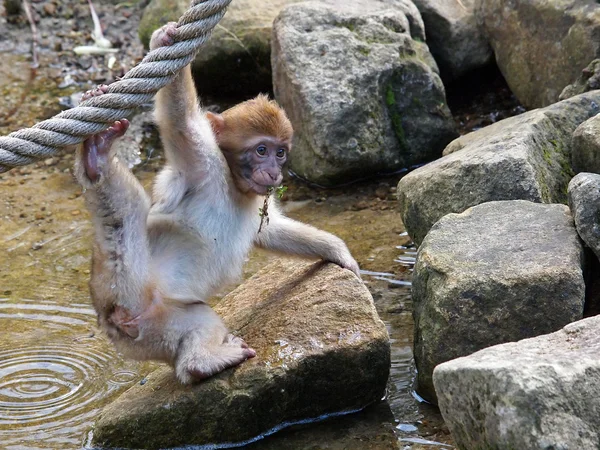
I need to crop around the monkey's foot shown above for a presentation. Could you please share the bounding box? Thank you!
[224,333,250,348]
[176,335,256,384]
[149,22,177,50]
[82,119,130,183]
[81,84,109,102]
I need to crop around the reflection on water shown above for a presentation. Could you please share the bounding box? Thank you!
[0,164,453,448]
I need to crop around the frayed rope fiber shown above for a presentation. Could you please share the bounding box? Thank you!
[0,0,232,173]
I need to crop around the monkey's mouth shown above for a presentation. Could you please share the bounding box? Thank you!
[249,173,283,195]
[249,181,280,195]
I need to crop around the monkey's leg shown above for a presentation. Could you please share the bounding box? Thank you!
[174,304,256,384]
[75,120,154,324]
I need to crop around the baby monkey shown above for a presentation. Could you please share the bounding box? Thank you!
[74,23,359,384]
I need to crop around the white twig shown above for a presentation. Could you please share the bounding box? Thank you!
[22,0,39,69]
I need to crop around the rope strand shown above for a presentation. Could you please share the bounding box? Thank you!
[0,0,232,173]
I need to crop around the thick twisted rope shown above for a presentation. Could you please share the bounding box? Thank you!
[0,0,232,173]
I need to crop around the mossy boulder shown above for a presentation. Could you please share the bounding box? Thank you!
[475,0,600,108]
[272,1,457,187]
[414,200,585,403]
[138,0,303,96]
[91,261,390,449]
[397,91,600,246]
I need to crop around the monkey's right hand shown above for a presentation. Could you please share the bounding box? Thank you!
[150,22,178,50]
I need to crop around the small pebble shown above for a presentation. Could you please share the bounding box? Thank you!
[375,187,388,199]
[43,2,56,16]
[352,201,369,211]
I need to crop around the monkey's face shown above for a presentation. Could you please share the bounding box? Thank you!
[234,135,290,196]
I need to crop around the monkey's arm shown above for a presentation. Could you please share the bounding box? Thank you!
[255,209,360,277]
[152,24,224,186]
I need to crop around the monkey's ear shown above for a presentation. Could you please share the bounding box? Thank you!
[206,112,225,137]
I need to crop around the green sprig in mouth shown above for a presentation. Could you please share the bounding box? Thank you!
[258,185,288,233]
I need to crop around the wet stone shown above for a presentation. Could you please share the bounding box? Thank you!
[92,261,390,449]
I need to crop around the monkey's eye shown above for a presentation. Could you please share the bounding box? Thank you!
[256,145,267,156]
[276,148,286,158]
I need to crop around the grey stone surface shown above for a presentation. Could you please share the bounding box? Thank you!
[474,0,600,108]
[572,113,600,175]
[92,261,390,449]
[434,315,600,449]
[397,91,600,246]
[413,200,585,403]
[412,0,492,81]
[569,172,600,261]
[272,1,457,187]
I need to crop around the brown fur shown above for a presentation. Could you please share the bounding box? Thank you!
[218,94,293,153]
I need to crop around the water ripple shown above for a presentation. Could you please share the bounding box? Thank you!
[0,344,110,426]
[0,342,143,449]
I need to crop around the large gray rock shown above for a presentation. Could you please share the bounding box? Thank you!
[412,0,492,81]
[413,200,585,403]
[569,172,600,261]
[92,261,390,449]
[572,113,600,174]
[273,1,457,187]
[475,0,600,109]
[560,60,600,101]
[398,91,600,246]
[434,315,600,449]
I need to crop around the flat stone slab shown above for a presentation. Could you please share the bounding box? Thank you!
[397,91,600,246]
[412,200,585,403]
[91,261,390,449]
[434,315,600,449]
